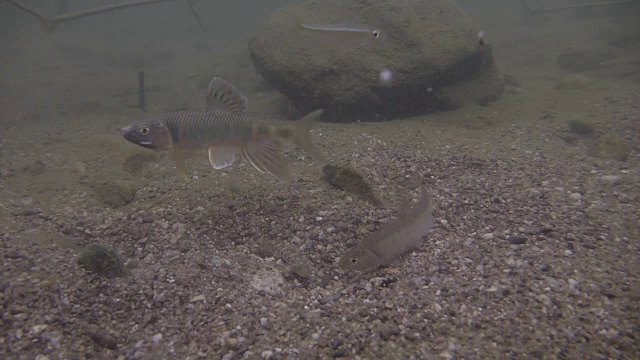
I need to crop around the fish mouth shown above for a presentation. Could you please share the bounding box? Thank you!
[139,141,153,146]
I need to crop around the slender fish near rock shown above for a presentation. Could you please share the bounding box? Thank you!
[300,23,385,48]
[339,188,434,272]
[120,77,325,181]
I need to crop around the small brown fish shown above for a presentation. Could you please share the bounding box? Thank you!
[121,77,325,181]
[339,188,434,272]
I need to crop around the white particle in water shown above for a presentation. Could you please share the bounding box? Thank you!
[379,68,393,84]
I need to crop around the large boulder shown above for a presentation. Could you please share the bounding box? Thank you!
[249,0,504,122]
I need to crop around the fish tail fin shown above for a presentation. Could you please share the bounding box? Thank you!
[292,109,326,163]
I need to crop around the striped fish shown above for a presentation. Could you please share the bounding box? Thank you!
[121,77,325,181]
[339,187,434,272]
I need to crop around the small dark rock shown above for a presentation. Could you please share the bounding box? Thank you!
[507,236,527,245]
[541,264,552,272]
[330,339,343,350]
[178,241,194,253]
[536,228,553,235]
[379,325,400,340]
[86,328,118,350]
[380,277,398,287]
[332,347,348,358]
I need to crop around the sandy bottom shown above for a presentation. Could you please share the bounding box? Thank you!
[1,3,639,359]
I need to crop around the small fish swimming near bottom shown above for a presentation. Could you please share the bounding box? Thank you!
[120,77,325,181]
[339,187,434,272]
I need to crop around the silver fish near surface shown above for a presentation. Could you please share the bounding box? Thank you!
[120,77,325,181]
[300,23,385,48]
[339,188,434,272]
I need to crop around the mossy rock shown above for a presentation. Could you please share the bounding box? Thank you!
[90,178,137,208]
[77,244,127,278]
[323,164,380,205]
[123,152,159,175]
[567,120,595,136]
[596,134,630,162]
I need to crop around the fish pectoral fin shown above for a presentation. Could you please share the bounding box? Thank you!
[170,149,189,181]
[206,77,248,112]
[240,139,292,181]
[208,146,239,169]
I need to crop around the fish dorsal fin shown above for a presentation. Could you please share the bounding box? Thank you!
[240,139,292,181]
[206,77,248,112]
[208,146,240,169]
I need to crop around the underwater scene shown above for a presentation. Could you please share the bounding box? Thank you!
[0,0,639,358]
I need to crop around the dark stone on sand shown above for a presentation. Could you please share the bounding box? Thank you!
[330,339,343,350]
[379,325,400,340]
[567,120,595,136]
[86,327,118,350]
[77,243,127,278]
[90,178,137,208]
[248,0,504,121]
[23,160,47,176]
[540,264,551,272]
[507,236,527,245]
[556,47,615,73]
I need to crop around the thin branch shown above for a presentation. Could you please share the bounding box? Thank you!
[187,0,207,33]
[523,0,638,14]
[53,0,175,23]
[2,0,181,32]
[3,0,48,23]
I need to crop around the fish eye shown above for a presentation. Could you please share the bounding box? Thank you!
[372,30,381,38]
[139,126,150,135]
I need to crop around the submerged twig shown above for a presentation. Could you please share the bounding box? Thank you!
[54,0,175,23]
[3,0,206,33]
[138,71,146,113]
[4,0,49,24]
[186,0,207,33]
[522,0,638,14]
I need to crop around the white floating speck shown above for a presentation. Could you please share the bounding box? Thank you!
[379,68,393,84]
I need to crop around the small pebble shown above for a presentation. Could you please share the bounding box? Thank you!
[261,350,273,359]
[190,294,206,302]
[507,236,527,245]
[569,192,582,200]
[152,333,162,344]
[482,233,494,240]
[600,175,620,185]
